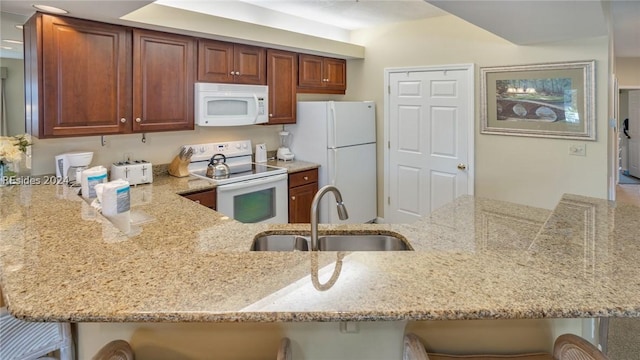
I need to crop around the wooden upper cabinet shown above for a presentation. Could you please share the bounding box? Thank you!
[133,29,196,132]
[323,57,347,90]
[24,14,196,138]
[36,14,132,137]
[197,39,266,85]
[234,44,266,84]
[298,54,324,88]
[297,54,346,94]
[266,49,297,125]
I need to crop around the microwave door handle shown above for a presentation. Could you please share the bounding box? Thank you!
[216,173,287,192]
[253,94,260,123]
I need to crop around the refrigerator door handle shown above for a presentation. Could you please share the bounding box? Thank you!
[329,148,337,185]
[328,102,336,149]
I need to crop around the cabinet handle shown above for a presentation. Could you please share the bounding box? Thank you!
[291,196,296,201]
[120,118,127,123]
[230,71,235,75]
[269,114,273,117]
[195,200,201,204]
[303,176,308,180]
[235,71,240,75]
[135,118,142,123]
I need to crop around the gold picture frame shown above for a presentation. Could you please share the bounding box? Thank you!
[480,60,596,140]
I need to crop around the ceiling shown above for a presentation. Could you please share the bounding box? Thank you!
[1,0,638,59]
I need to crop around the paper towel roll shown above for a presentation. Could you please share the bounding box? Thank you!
[95,179,131,234]
[81,166,108,199]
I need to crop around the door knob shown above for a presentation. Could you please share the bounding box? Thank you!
[457,164,467,170]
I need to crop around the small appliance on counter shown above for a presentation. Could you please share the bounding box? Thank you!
[110,160,153,185]
[55,151,94,186]
[255,143,267,163]
[276,130,294,161]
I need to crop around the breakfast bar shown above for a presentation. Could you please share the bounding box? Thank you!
[1,172,639,324]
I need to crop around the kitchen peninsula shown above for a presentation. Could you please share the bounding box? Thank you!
[1,171,640,356]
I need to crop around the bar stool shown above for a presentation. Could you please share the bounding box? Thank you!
[92,340,134,360]
[0,307,73,360]
[403,333,609,360]
[92,337,292,360]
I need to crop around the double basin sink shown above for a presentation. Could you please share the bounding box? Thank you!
[251,232,412,251]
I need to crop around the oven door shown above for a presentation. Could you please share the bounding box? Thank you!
[216,173,288,223]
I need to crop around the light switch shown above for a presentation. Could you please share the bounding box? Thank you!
[569,143,586,156]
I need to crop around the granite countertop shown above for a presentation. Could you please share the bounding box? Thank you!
[1,169,639,323]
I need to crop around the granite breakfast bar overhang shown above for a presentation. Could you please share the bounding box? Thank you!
[1,174,639,323]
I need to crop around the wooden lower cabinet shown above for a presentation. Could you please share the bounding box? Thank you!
[181,189,217,210]
[288,169,319,223]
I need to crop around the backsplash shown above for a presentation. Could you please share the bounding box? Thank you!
[30,125,282,175]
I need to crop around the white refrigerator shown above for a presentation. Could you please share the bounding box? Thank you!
[286,101,377,224]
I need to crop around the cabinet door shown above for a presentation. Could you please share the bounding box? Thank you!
[234,44,266,85]
[266,49,297,124]
[133,29,195,132]
[197,39,234,83]
[41,15,131,137]
[324,57,346,91]
[289,182,318,223]
[298,54,324,88]
[182,189,216,210]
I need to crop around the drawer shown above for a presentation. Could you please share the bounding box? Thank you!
[289,168,318,188]
[182,189,216,209]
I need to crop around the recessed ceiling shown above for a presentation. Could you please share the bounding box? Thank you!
[1,0,638,59]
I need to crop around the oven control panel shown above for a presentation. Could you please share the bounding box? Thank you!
[182,140,252,163]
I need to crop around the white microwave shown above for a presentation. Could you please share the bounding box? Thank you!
[195,83,269,126]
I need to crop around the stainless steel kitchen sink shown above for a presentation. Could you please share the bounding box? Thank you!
[317,234,411,251]
[251,234,310,251]
[250,233,412,251]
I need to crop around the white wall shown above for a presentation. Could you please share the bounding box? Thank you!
[616,57,640,88]
[30,126,283,176]
[349,15,610,211]
[0,58,25,136]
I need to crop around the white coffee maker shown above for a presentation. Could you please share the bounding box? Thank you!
[55,151,93,185]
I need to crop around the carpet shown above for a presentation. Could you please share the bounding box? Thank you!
[620,171,640,185]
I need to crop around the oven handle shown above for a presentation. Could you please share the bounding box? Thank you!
[216,173,287,192]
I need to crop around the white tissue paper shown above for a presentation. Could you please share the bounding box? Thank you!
[81,166,108,199]
[95,179,131,234]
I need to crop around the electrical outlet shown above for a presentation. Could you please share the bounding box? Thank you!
[339,321,359,334]
[568,143,586,156]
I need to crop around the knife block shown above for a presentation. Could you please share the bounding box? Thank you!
[168,155,190,178]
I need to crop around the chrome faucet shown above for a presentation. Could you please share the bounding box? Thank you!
[310,185,349,251]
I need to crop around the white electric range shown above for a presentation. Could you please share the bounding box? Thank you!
[183,140,288,223]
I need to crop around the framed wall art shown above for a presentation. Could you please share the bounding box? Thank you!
[480,60,596,140]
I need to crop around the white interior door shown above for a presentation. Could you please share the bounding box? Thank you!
[385,66,474,223]
[629,90,640,178]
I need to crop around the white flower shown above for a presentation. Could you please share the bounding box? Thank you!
[0,135,30,164]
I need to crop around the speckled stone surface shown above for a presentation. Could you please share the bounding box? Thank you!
[1,175,640,323]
